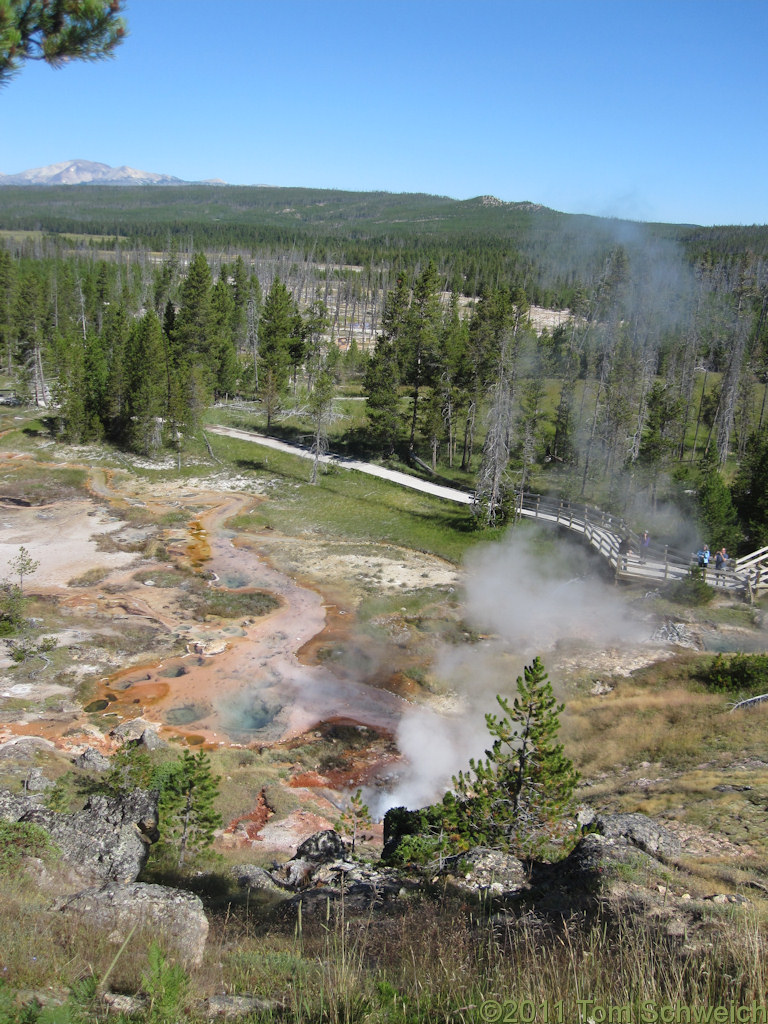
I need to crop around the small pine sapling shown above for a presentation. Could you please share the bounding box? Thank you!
[336,787,373,854]
[443,656,578,857]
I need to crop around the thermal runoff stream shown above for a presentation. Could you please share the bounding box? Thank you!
[88,494,407,748]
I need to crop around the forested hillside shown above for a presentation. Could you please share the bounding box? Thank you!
[1,183,767,555]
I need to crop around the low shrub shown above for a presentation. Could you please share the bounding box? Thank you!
[0,821,59,873]
[668,565,714,605]
[699,652,768,693]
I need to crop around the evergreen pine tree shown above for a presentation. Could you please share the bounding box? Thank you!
[403,260,441,446]
[257,277,296,428]
[124,311,166,456]
[159,749,222,869]
[0,0,127,86]
[0,248,15,375]
[173,252,213,395]
[697,448,742,552]
[733,430,768,548]
[335,788,373,854]
[209,275,239,397]
[443,657,578,856]
[363,338,401,456]
[103,304,131,435]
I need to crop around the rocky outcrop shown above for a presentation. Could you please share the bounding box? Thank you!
[295,828,347,863]
[73,747,110,772]
[440,847,530,896]
[260,829,419,918]
[58,882,208,968]
[555,812,685,897]
[277,860,416,918]
[110,719,167,750]
[205,994,281,1019]
[231,864,292,897]
[275,828,348,889]
[0,788,38,819]
[591,813,682,861]
[0,788,159,887]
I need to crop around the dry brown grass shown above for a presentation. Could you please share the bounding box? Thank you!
[564,650,768,779]
[560,649,768,895]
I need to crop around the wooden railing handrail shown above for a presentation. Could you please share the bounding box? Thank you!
[510,488,768,596]
[735,544,768,571]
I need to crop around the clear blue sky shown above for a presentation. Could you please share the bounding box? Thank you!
[1,0,766,226]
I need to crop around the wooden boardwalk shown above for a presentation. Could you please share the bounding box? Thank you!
[512,492,766,599]
[208,425,768,600]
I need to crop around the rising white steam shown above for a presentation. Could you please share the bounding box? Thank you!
[382,526,642,811]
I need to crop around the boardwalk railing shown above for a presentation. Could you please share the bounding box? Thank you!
[513,491,753,596]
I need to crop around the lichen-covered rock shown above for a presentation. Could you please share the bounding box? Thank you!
[560,832,624,885]
[73,747,110,773]
[559,819,682,893]
[205,994,281,1018]
[231,864,291,895]
[0,788,41,819]
[110,719,167,750]
[58,882,208,967]
[279,880,395,918]
[293,829,346,863]
[441,847,530,895]
[24,767,53,792]
[273,830,349,888]
[592,813,682,860]
[0,787,159,886]
[110,718,155,743]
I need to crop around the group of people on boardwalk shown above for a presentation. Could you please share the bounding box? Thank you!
[617,531,730,582]
[696,543,730,581]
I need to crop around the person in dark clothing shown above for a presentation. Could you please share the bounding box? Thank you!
[640,530,650,564]
[714,547,728,583]
[618,537,632,570]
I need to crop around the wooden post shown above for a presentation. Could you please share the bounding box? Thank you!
[664,545,669,580]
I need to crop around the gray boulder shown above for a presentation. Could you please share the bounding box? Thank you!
[0,736,57,762]
[0,788,41,818]
[276,856,418,918]
[559,815,683,892]
[592,813,682,860]
[0,787,159,886]
[205,995,280,1018]
[561,832,624,882]
[441,847,530,895]
[278,877,407,918]
[73,747,110,772]
[23,768,53,793]
[231,864,291,896]
[294,829,347,863]
[58,882,208,967]
[275,829,348,889]
[110,719,167,750]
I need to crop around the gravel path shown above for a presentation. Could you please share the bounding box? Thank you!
[207,426,474,504]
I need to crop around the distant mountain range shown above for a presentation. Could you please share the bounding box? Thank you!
[0,160,227,186]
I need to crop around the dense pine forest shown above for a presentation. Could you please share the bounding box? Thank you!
[1,183,768,555]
